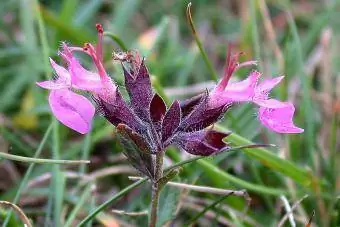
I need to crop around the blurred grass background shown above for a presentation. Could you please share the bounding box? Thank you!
[0,0,339,226]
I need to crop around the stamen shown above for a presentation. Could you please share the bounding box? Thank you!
[84,42,109,81]
[83,43,90,51]
[95,23,104,62]
[217,47,235,90]
[96,23,103,33]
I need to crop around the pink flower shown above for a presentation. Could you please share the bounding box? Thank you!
[209,49,303,134]
[36,24,116,134]
[36,57,96,134]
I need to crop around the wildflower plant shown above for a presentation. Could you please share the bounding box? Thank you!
[37,22,303,226]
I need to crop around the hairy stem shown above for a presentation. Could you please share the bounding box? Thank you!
[149,152,164,227]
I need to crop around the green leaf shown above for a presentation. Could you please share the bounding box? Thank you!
[156,185,180,227]
[116,124,154,178]
[216,125,315,186]
[197,159,286,195]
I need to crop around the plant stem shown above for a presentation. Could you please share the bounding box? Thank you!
[149,151,164,227]
[0,151,90,165]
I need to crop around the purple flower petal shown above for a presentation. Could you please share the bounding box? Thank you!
[258,102,304,133]
[174,130,230,156]
[48,89,95,134]
[94,91,143,133]
[181,94,229,132]
[150,93,166,123]
[123,59,153,120]
[162,100,181,142]
[179,93,204,117]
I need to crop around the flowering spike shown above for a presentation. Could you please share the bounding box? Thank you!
[37,23,303,159]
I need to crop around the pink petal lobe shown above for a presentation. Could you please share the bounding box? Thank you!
[255,76,284,100]
[48,89,95,134]
[257,76,284,92]
[36,58,71,90]
[69,58,103,91]
[222,71,260,102]
[254,98,287,108]
[36,81,69,90]
[60,43,102,91]
[258,102,304,133]
[50,58,71,85]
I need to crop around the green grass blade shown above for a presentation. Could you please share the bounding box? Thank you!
[64,184,92,227]
[142,17,170,57]
[40,5,95,44]
[74,0,104,25]
[52,120,62,227]
[77,178,147,227]
[249,0,262,70]
[186,3,218,81]
[78,132,92,175]
[34,0,50,79]
[112,0,140,35]
[186,194,231,225]
[2,123,53,227]
[286,11,315,165]
[59,0,79,22]
[1,127,34,156]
